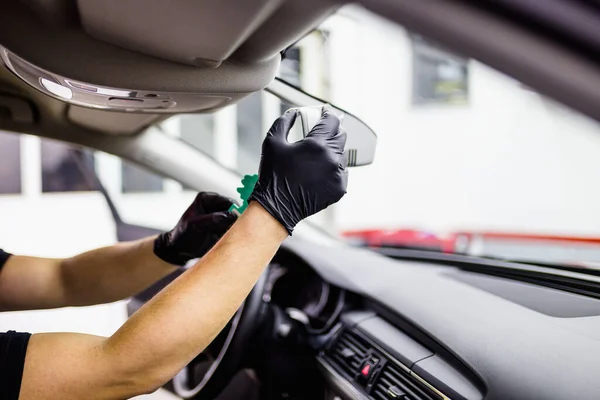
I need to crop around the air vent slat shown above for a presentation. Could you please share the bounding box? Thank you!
[384,369,404,381]
[339,337,367,355]
[373,362,441,400]
[373,388,389,400]
[379,376,394,387]
[325,329,369,379]
[330,354,355,376]
[335,340,362,357]
[341,335,368,354]
[331,344,361,366]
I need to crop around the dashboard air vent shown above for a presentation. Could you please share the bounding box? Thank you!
[326,329,370,378]
[372,362,440,400]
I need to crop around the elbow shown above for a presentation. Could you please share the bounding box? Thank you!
[103,367,171,399]
[100,343,176,398]
[128,370,173,397]
[129,381,164,398]
[107,362,174,398]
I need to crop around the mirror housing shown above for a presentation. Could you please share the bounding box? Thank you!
[265,77,377,166]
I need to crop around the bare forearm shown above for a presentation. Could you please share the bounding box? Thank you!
[60,237,177,307]
[0,238,176,311]
[103,203,287,390]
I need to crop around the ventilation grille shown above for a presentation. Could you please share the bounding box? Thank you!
[326,329,370,378]
[372,362,440,400]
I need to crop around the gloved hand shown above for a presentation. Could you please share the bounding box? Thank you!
[250,107,348,234]
[153,192,237,265]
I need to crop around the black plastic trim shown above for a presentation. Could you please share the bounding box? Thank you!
[354,315,434,369]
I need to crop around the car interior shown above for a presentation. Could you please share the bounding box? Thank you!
[2,1,600,400]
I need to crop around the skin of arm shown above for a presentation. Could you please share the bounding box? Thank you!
[0,236,177,311]
[19,202,288,400]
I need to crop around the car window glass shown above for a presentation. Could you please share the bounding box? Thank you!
[0,134,110,254]
[237,92,264,174]
[0,131,21,194]
[92,151,194,231]
[180,114,214,157]
[122,161,163,193]
[147,5,600,266]
[41,139,95,193]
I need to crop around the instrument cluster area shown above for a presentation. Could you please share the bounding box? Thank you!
[263,262,345,332]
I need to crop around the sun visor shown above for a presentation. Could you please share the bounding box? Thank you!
[76,0,283,67]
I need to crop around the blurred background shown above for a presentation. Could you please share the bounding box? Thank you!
[1,4,600,373]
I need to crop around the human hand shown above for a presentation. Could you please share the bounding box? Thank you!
[153,192,237,265]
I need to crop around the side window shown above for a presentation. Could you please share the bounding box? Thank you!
[41,139,95,192]
[0,131,21,194]
[236,92,264,174]
[280,46,301,87]
[0,133,114,261]
[411,35,469,105]
[180,114,215,157]
[0,130,190,240]
[122,162,163,193]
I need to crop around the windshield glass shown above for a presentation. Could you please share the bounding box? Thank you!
[160,5,600,268]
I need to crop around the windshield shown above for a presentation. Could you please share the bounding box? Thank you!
[158,5,600,268]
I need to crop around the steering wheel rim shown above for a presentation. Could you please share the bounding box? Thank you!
[172,267,270,399]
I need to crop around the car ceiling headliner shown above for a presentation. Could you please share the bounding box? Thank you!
[0,0,341,136]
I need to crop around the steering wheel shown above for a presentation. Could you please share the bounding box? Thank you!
[171,267,270,400]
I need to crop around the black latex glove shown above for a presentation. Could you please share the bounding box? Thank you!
[249,107,348,235]
[153,192,238,265]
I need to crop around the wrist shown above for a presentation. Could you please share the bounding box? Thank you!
[153,233,188,266]
[248,193,296,235]
[240,202,289,242]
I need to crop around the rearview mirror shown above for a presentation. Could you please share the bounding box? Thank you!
[265,78,377,166]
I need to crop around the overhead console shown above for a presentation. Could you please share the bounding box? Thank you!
[0,0,341,113]
[319,311,484,400]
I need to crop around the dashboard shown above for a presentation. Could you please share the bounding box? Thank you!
[267,251,482,400]
[271,236,600,400]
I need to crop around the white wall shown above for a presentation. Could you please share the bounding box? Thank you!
[327,11,600,237]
